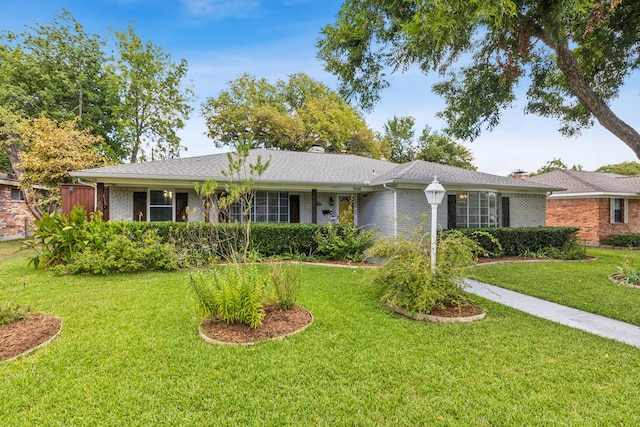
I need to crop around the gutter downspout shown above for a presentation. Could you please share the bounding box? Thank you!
[77,179,97,215]
[383,183,398,237]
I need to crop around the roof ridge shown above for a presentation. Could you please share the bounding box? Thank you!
[562,170,603,192]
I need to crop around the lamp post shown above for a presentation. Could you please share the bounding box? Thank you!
[424,178,446,273]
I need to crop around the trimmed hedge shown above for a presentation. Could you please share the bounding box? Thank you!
[454,226,581,256]
[602,233,640,248]
[122,221,373,263]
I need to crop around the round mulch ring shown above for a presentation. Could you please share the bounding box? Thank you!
[1,313,62,363]
[395,303,486,324]
[199,305,313,346]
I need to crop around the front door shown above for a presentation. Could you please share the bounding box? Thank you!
[338,195,354,224]
[133,192,147,222]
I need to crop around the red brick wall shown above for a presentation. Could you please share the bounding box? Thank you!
[0,185,35,240]
[546,198,640,245]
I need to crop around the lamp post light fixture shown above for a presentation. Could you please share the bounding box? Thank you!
[424,178,446,273]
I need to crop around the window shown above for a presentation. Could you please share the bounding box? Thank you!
[149,190,173,221]
[454,191,500,228]
[610,198,628,224]
[228,191,289,223]
[10,188,25,201]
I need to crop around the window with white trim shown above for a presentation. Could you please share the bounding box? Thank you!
[149,189,173,221]
[454,191,500,228]
[610,198,628,224]
[228,191,289,223]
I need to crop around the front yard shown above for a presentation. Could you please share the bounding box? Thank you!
[2,241,640,425]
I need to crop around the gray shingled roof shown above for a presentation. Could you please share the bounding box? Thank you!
[72,149,397,186]
[526,170,640,196]
[71,149,560,192]
[370,160,562,191]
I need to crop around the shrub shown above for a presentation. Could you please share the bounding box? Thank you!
[610,259,640,287]
[366,226,482,315]
[271,263,302,310]
[25,206,181,274]
[315,223,375,262]
[23,205,90,268]
[60,229,179,275]
[603,233,640,248]
[0,302,29,326]
[456,226,581,257]
[189,264,269,328]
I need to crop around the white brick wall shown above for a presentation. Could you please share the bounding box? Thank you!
[358,190,396,236]
[505,193,546,228]
[109,186,204,222]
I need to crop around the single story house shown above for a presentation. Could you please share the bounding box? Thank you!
[0,173,34,240]
[69,148,562,237]
[527,169,640,245]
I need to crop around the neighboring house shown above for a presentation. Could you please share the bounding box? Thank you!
[69,148,561,237]
[0,173,34,240]
[527,170,640,245]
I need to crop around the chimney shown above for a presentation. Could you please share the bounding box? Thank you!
[308,144,325,153]
[511,170,530,180]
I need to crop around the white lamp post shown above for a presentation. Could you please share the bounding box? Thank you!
[424,178,446,273]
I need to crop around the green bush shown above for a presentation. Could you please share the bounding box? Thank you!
[189,264,269,328]
[128,222,373,263]
[366,227,482,315]
[602,233,640,248]
[315,223,375,262]
[25,206,181,274]
[0,302,29,326]
[610,258,640,287]
[271,263,302,310]
[456,226,581,257]
[23,205,90,268]
[60,230,179,275]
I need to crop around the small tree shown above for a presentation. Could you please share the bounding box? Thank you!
[17,115,111,215]
[193,179,218,223]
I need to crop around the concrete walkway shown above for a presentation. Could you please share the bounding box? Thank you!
[464,279,640,348]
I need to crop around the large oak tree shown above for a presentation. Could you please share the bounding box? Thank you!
[317,0,640,157]
[202,73,385,157]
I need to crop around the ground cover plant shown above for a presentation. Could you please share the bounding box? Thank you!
[470,248,640,326]
[2,245,640,424]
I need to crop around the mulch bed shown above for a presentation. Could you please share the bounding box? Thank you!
[0,313,61,361]
[200,304,313,345]
[429,302,485,318]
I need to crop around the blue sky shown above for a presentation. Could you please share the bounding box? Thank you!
[1,0,638,175]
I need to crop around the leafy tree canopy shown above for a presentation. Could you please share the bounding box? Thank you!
[108,26,194,163]
[381,116,476,169]
[596,161,640,175]
[531,158,583,176]
[0,10,193,164]
[318,0,640,158]
[416,127,477,170]
[17,115,113,215]
[201,73,385,157]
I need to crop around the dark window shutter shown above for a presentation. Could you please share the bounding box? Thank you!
[501,197,510,227]
[447,194,457,229]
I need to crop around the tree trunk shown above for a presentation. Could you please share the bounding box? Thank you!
[533,24,640,158]
[2,136,43,220]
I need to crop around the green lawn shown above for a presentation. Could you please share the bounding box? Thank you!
[2,241,640,425]
[470,248,640,326]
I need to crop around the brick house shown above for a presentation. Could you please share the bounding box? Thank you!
[527,170,640,245]
[69,148,560,238]
[0,173,35,240]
